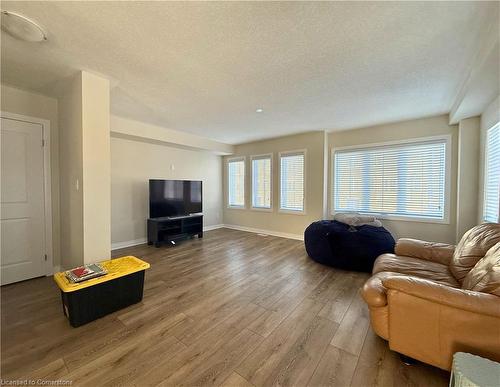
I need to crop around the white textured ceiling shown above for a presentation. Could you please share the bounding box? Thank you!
[1,1,498,144]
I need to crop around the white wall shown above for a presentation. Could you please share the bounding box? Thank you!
[222,131,326,239]
[456,117,480,240]
[2,85,488,259]
[328,115,459,244]
[1,84,61,269]
[58,71,111,268]
[479,95,500,221]
[111,115,233,155]
[221,115,480,244]
[81,72,111,264]
[111,136,223,248]
[58,74,84,269]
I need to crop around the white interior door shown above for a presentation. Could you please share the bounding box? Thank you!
[1,117,46,285]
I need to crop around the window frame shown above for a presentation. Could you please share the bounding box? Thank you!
[227,156,246,209]
[483,123,500,223]
[331,135,452,224]
[251,153,273,211]
[279,149,307,215]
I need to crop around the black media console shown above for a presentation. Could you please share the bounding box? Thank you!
[147,214,203,247]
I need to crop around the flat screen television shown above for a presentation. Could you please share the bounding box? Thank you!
[149,179,202,218]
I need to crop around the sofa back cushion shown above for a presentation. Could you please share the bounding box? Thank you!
[450,223,500,283]
[462,243,500,296]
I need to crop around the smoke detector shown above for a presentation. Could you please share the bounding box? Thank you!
[1,10,47,42]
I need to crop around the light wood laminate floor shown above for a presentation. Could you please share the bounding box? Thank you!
[1,228,449,386]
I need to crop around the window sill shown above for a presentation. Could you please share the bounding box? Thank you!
[331,211,449,225]
[227,205,246,210]
[251,207,273,212]
[279,209,306,215]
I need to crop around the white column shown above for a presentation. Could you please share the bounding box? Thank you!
[58,71,111,268]
[81,71,111,263]
[456,117,480,241]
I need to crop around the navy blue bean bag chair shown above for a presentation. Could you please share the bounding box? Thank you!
[304,220,395,272]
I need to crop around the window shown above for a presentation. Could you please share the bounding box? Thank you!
[280,151,305,212]
[333,137,448,221]
[483,123,500,223]
[252,155,272,209]
[228,158,245,207]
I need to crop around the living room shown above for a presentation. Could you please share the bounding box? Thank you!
[1,1,499,386]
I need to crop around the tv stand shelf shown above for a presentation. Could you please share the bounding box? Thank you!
[147,215,203,247]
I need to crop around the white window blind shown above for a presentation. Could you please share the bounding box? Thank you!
[334,139,447,220]
[280,152,305,212]
[252,155,272,209]
[228,158,245,207]
[483,123,500,223]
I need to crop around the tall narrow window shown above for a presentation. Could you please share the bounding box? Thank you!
[483,123,500,223]
[280,151,305,212]
[334,137,448,221]
[228,158,245,208]
[252,155,272,209]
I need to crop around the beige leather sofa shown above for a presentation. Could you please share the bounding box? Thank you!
[362,223,500,371]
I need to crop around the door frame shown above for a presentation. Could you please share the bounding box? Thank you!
[1,111,54,277]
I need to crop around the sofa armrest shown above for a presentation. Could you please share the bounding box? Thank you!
[362,274,388,307]
[394,238,455,265]
[383,276,500,318]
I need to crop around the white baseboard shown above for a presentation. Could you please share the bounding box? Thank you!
[222,224,304,241]
[203,224,224,231]
[111,224,225,251]
[111,238,147,251]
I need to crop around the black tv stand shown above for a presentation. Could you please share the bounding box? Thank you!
[147,214,203,247]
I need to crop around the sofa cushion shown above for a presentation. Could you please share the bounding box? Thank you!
[394,238,455,265]
[373,253,459,287]
[462,243,500,296]
[450,223,500,283]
